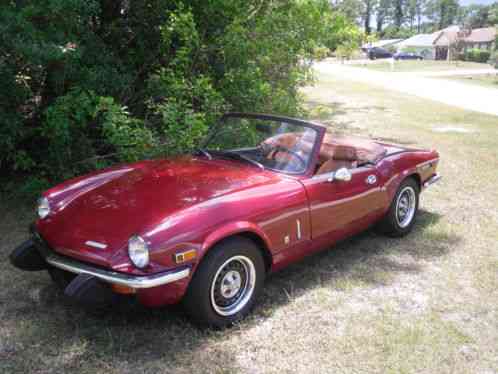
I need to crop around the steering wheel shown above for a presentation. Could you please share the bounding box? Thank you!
[270,145,306,170]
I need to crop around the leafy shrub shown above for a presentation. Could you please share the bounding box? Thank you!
[323,13,365,57]
[41,89,154,179]
[463,48,492,63]
[18,177,52,201]
[0,0,353,195]
[313,46,331,60]
[490,51,498,69]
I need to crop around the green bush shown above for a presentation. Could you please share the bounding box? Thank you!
[0,0,351,194]
[313,46,331,60]
[490,52,498,69]
[463,48,492,63]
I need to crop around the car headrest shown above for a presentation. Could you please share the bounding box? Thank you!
[333,145,357,161]
[263,133,299,149]
[263,132,314,154]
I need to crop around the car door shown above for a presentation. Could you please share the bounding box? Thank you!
[301,166,387,242]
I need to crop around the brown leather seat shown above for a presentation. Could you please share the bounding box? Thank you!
[321,134,386,164]
[316,145,358,175]
[263,132,314,163]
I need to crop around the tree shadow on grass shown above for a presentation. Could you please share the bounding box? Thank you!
[0,210,457,373]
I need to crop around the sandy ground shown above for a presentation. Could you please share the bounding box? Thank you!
[314,61,498,117]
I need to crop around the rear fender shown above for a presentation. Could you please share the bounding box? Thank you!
[383,154,439,205]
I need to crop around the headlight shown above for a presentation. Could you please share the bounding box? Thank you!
[128,235,149,268]
[37,197,51,219]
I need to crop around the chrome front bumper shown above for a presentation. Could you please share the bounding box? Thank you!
[423,173,441,189]
[33,238,190,289]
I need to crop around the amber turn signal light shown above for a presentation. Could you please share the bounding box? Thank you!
[111,284,136,295]
[174,249,197,264]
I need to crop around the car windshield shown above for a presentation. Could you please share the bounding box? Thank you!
[200,115,318,174]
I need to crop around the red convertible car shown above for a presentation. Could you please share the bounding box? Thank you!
[10,113,440,327]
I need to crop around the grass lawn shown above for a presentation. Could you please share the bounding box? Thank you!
[436,73,498,89]
[351,59,492,73]
[2,72,498,373]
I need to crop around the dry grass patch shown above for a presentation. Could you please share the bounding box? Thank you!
[2,71,498,373]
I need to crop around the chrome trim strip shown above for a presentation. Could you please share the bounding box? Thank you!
[296,219,301,240]
[85,240,107,249]
[41,250,190,289]
[423,173,441,189]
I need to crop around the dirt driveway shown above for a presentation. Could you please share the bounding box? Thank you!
[315,61,498,117]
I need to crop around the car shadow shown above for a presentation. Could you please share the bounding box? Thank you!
[2,209,458,371]
[258,209,454,308]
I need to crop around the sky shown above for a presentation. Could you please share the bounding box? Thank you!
[460,0,495,5]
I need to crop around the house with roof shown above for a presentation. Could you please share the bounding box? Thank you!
[462,27,497,51]
[396,33,441,60]
[397,26,497,60]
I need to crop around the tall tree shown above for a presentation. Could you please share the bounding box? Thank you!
[415,0,426,31]
[491,2,498,25]
[362,0,377,34]
[330,0,363,22]
[375,0,392,32]
[406,0,417,30]
[406,0,425,31]
[458,3,498,28]
[425,0,459,30]
[394,0,404,29]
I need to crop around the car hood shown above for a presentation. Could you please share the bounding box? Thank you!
[37,156,278,266]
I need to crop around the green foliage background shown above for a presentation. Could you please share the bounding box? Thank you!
[0,0,348,195]
[461,48,492,63]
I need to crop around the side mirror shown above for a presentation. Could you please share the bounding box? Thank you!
[327,167,352,183]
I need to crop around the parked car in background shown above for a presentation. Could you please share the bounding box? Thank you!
[394,52,424,60]
[367,47,393,60]
[10,113,440,327]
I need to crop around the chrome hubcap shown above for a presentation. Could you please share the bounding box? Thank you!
[396,186,416,228]
[210,256,256,317]
[220,270,242,298]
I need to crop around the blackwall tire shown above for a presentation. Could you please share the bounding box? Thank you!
[377,177,420,237]
[183,237,265,328]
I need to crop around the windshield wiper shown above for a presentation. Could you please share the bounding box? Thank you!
[193,148,212,160]
[211,150,264,170]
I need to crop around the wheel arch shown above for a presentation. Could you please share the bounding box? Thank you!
[406,172,422,191]
[200,223,273,273]
[384,172,422,210]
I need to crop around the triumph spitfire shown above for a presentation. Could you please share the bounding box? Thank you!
[10,113,440,327]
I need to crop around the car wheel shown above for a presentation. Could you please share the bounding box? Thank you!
[183,237,265,328]
[377,177,419,237]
